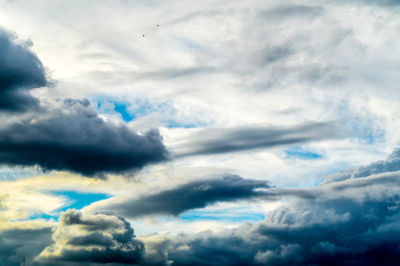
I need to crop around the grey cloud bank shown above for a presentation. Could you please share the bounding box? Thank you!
[164,171,400,266]
[0,226,52,266]
[94,175,270,218]
[0,99,169,177]
[2,153,400,265]
[324,147,400,184]
[175,122,340,157]
[0,28,46,111]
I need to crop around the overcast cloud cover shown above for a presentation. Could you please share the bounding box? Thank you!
[1,0,400,265]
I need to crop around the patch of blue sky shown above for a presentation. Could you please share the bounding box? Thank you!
[355,128,384,145]
[180,210,265,222]
[95,97,173,123]
[29,191,110,221]
[284,146,323,160]
[348,115,385,145]
[28,212,56,221]
[113,102,136,122]
[359,131,385,145]
[51,190,111,212]
[166,120,197,129]
[333,100,385,145]
[95,96,208,128]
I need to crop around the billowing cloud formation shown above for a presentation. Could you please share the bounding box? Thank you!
[0,99,169,176]
[165,171,400,266]
[2,156,400,265]
[94,175,270,218]
[0,28,46,111]
[324,147,400,184]
[34,210,150,265]
[175,122,339,157]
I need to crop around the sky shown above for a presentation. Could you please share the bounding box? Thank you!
[1,0,400,265]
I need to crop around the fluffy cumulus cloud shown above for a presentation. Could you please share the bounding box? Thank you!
[34,210,151,265]
[0,27,46,112]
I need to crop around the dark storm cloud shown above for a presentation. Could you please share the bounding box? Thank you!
[0,28,46,111]
[0,99,169,176]
[164,171,400,266]
[324,147,400,184]
[97,175,270,218]
[175,122,340,157]
[34,210,150,265]
[0,226,52,266]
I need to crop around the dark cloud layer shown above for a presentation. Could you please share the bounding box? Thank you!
[0,226,52,266]
[165,171,400,266]
[4,166,400,265]
[0,28,46,111]
[0,99,169,176]
[98,175,270,218]
[175,122,339,157]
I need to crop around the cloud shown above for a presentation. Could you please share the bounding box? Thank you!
[1,1,400,265]
[0,98,170,176]
[92,175,270,218]
[0,28,46,112]
[34,210,149,265]
[164,171,400,266]
[0,224,52,266]
[340,0,400,6]
[4,162,400,266]
[261,4,324,20]
[174,122,340,157]
[324,147,400,184]
[0,26,169,177]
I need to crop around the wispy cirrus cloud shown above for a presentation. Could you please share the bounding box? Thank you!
[90,175,270,218]
[173,122,340,157]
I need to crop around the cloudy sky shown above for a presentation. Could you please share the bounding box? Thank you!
[1,0,400,265]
